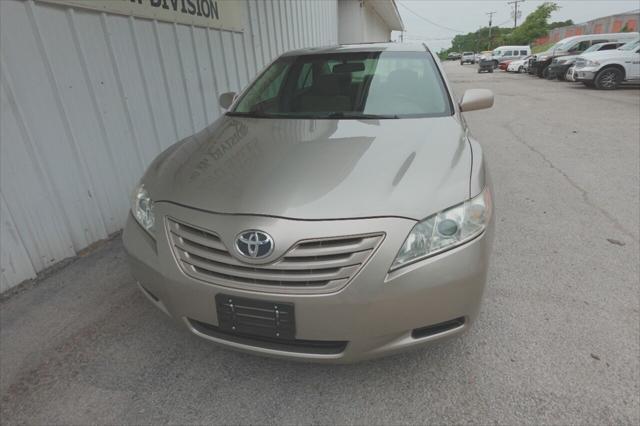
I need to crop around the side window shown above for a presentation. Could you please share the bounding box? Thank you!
[520,50,528,56]
[600,44,617,51]
[570,41,590,53]
[504,51,513,56]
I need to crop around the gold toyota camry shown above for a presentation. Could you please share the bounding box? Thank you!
[123,43,495,363]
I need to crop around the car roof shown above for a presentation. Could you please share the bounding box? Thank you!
[280,43,429,57]
[558,32,639,43]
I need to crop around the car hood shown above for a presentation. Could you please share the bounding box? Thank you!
[578,50,625,61]
[554,54,580,63]
[143,115,472,221]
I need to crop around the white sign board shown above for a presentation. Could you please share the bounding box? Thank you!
[38,0,245,32]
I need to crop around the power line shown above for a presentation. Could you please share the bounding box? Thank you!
[397,1,466,34]
[507,0,525,28]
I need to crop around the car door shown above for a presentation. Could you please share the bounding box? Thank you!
[625,47,640,80]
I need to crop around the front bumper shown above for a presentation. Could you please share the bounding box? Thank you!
[574,68,597,82]
[123,202,494,363]
[547,63,572,78]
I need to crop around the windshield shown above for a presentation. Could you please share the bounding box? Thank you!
[619,39,640,51]
[463,52,474,55]
[548,40,568,52]
[230,51,452,119]
[492,50,501,56]
[583,44,603,53]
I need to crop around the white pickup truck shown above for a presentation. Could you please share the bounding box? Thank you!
[573,39,640,89]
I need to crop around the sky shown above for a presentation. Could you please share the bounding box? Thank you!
[392,0,640,50]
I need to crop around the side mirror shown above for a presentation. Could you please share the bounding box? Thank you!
[459,89,494,112]
[219,91,237,109]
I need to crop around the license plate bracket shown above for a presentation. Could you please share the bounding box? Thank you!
[215,294,295,340]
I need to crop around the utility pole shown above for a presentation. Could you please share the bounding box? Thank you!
[508,0,524,28]
[486,11,496,50]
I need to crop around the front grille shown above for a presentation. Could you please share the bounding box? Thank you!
[166,218,383,293]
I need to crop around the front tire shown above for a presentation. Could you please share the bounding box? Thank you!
[594,67,622,90]
[518,66,524,73]
[541,66,551,79]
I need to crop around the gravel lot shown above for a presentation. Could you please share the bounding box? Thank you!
[2,61,639,425]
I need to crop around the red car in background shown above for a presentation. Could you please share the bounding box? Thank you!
[499,60,512,71]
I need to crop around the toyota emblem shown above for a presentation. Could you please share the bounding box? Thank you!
[235,230,274,259]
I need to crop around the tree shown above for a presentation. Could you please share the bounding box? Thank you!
[549,19,573,30]
[508,2,560,45]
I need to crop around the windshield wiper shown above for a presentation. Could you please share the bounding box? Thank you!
[327,112,400,119]
[227,111,273,118]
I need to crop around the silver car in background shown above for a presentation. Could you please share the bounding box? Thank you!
[124,43,495,363]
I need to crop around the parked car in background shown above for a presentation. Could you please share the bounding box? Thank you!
[477,56,495,73]
[547,41,626,80]
[530,32,639,78]
[490,45,531,68]
[498,60,512,71]
[461,51,476,64]
[574,39,640,89]
[448,52,462,60]
[507,55,532,73]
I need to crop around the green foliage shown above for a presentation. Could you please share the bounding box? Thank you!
[438,2,560,57]
[441,26,513,57]
[508,2,560,45]
[549,19,573,30]
[620,23,631,32]
[533,42,554,54]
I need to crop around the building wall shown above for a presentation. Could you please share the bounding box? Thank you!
[534,10,639,46]
[0,0,339,292]
[338,0,391,44]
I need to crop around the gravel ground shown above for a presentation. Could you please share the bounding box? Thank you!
[1,61,639,425]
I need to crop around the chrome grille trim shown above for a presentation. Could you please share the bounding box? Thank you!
[166,218,384,294]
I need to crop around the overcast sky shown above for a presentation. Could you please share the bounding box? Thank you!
[393,0,639,50]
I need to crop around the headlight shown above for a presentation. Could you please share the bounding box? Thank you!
[538,55,548,61]
[132,184,155,234]
[390,188,492,271]
[585,59,600,67]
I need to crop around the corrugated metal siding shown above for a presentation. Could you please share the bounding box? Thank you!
[0,0,339,291]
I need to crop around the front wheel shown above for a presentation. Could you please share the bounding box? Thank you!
[489,68,494,73]
[594,67,622,90]
[518,66,524,73]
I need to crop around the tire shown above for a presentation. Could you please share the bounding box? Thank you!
[518,66,524,73]
[565,69,573,81]
[493,60,498,69]
[594,67,623,90]
[542,66,551,79]
[489,68,493,73]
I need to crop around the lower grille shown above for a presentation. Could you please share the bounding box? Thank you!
[167,218,383,294]
[189,319,348,355]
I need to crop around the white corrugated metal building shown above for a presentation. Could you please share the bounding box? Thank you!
[0,0,404,291]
